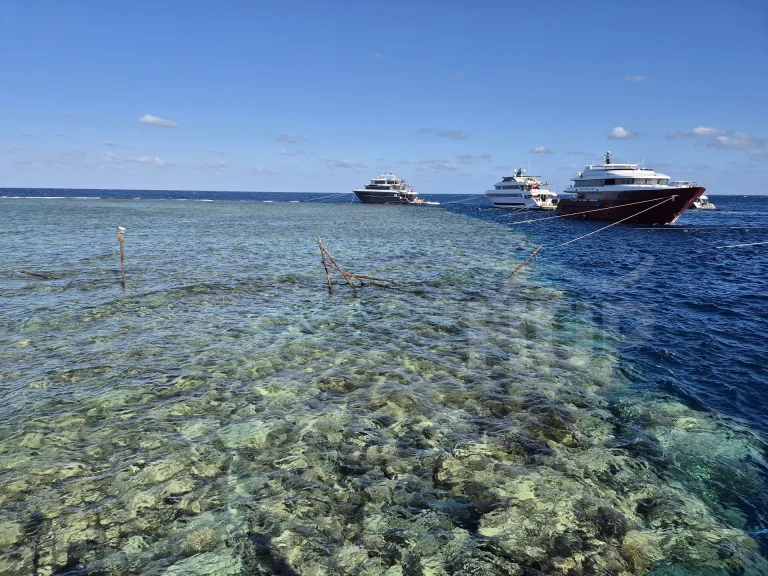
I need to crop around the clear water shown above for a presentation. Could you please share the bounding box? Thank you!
[1,195,767,575]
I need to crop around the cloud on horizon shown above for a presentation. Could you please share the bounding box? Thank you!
[530,146,553,154]
[139,114,178,128]
[251,165,276,174]
[279,149,308,156]
[625,75,647,82]
[668,126,765,150]
[104,152,175,167]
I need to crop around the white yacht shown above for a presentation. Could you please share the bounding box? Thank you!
[670,183,715,209]
[353,173,439,205]
[484,168,558,209]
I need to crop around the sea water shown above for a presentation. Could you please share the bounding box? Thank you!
[0,194,766,575]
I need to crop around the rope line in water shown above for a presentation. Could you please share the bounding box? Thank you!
[509,197,677,277]
[302,192,354,202]
[506,195,678,225]
[441,195,482,205]
[716,240,768,249]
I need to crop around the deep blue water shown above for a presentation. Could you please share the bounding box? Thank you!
[445,194,768,437]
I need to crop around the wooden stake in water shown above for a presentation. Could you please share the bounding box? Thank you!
[509,244,543,279]
[117,226,126,288]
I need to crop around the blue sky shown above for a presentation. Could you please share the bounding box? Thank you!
[1,0,766,194]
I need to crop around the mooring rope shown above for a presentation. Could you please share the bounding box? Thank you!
[506,195,677,225]
[509,197,677,277]
[559,198,673,247]
[302,192,354,202]
[716,240,768,249]
[441,195,482,205]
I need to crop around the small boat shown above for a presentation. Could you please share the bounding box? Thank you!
[555,152,704,224]
[353,173,439,205]
[674,186,715,210]
[485,168,558,210]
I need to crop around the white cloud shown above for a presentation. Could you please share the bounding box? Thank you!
[251,165,276,174]
[188,160,227,170]
[375,53,384,59]
[479,154,491,161]
[206,149,227,155]
[625,75,647,82]
[329,159,367,171]
[419,159,458,172]
[440,130,468,139]
[61,111,71,116]
[419,128,470,139]
[59,148,86,157]
[56,132,65,137]
[455,154,474,164]
[708,132,764,150]
[5,146,34,154]
[105,141,121,147]
[139,114,178,128]
[530,146,553,154]
[607,126,635,139]
[667,126,727,138]
[748,150,768,161]
[279,149,307,156]
[668,126,764,150]
[276,133,306,143]
[563,163,580,170]
[397,159,411,165]
[449,72,465,80]
[103,153,175,167]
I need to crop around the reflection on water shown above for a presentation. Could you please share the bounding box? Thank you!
[0,200,766,575]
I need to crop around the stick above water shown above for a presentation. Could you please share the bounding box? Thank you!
[117,227,126,288]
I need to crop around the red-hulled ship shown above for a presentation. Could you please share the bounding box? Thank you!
[556,152,705,224]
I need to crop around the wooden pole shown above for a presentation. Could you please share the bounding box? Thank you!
[117,227,126,288]
[509,245,543,279]
[20,270,57,279]
[317,236,332,294]
[317,237,395,294]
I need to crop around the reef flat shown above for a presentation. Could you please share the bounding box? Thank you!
[0,199,766,575]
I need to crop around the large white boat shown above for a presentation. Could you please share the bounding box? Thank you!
[353,173,439,205]
[556,152,705,224]
[484,168,558,209]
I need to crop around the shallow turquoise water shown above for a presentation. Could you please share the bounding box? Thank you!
[1,199,766,575]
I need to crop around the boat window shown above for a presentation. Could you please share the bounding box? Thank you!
[575,179,605,187]
[605,179,616,185]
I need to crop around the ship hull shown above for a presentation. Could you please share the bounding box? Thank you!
[354,190,414,204]
[555,187,704,224]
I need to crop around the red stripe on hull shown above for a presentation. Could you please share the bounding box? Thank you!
[555,187,705,224]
